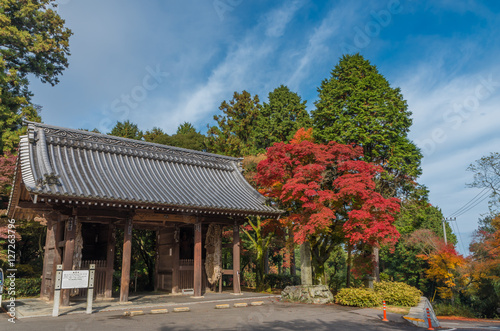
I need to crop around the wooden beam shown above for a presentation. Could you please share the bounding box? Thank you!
[105,223,115,299]
[193,221,202,297]
[61,216,77,306]
[233,223,241,294]
[76,208,131,219]
[133,211,197,223]
[16,201,52,210]
[120,218,133,302]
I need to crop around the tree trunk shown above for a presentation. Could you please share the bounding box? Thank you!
[372,246,380,282]
[346,246,352,288]
[300,242,312,285]
[291,249,296,276]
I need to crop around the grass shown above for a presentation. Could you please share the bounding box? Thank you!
[373,305,411,315]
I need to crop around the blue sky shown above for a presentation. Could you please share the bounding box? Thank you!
[30,0,500,255]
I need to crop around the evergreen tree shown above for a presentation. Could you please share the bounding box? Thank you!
[144,127,170,145]
[0,0,72,152]
[176,122,197,135]
[144,124,206,151]
[312,54,422,197]
[255,85,310,151]
[109,120,143,140]
[206,91,261,157]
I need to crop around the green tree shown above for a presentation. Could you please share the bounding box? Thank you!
[241,216,275,289]
[0,0,72,152]
[143,123,206,151]
[206,90,261,157]
[109,120,143,140]
[380,190,455,295]
[169,122,205,151]
[255,85,310,150]
[312,54,422,198]
[176,122,197,135]
[144,127,170,145]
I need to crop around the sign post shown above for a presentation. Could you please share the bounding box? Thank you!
[52,265,63,317]
[86,264,95,314]
[52,265,95,317]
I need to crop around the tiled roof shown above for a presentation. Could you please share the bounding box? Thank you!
[16,121,280,217]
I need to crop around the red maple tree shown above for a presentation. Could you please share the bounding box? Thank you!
[255,128,400,247]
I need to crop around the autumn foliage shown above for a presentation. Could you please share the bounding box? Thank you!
[409,229,466,300]
[0,150,17,196]
[255,128,400,246]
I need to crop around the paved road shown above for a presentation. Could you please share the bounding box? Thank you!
[2,299,499,331]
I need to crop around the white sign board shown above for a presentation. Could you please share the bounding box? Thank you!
[61,270,89,289]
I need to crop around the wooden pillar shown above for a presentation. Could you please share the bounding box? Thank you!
[193,221,202,297]
[233,223,241,294]
[105,223,115,299]
[50,216,65,301]
[172,226,180,294]
[40,217,55,299]
[61,216,77,306]
[120,218,133,302]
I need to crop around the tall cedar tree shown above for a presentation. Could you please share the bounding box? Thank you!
[312,54,422,197]
[206,90,261,157]
[0,0,72,152]
[254,85,311,151]
[255,128,400,278]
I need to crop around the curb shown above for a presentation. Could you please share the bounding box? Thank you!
[123,301,266,317]
[215,304,230,309]
[250,301,264,306]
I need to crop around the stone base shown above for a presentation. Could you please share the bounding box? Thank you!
[281,285,334,304]
[403,297,440,329]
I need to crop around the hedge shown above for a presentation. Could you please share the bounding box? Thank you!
[335,281,422,308]
[2,277,42,299]
[335,287,381,307]
[374,281,422,307]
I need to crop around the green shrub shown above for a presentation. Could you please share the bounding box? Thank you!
[2,277,42,299]
[433,303,476,318]
[374,281,422,307]
[335,287,381,307]
[242,271,256,288]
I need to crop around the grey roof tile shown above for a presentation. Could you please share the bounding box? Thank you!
[19,122,281,217]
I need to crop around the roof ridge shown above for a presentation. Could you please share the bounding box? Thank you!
[25,121,241,166]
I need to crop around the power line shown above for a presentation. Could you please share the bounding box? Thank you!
[452,219,467,256]
[451,192,492,218]
[448,184,496,218]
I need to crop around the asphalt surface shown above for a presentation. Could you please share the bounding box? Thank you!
[2,298,499,331]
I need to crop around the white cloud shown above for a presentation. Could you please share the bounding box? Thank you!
[264,0,303,38]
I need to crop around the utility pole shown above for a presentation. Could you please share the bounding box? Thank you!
[442,217,456,245]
